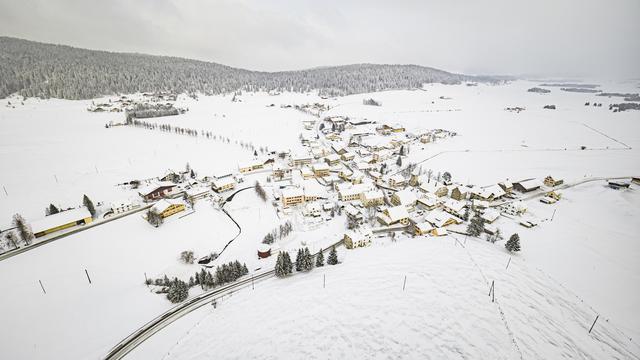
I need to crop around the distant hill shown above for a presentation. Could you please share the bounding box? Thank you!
[0,37,490,100]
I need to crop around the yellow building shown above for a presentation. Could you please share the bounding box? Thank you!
[281,188,306,207]
[31,207,93,238]
[151,199,186,218]
[312,164,331,177]
[212,177,236,193]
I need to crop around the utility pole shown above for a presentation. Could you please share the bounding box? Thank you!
[505,257,512,270]
[402,275,407,291]
[85,269,92,284]
[551,209,557,222]
[589,315,600,334]
[488,280,495,303]
[323,274,326,289]
[39,280,46,294]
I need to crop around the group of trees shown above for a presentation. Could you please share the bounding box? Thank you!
[179,250,195,264]
[2,214,33,249]
[275,246,338,278]
[146,210,163,227]
[363,98,382,106]
[254,181,267,202]
[466,212,521,253]
[0,37,476,100]
[262,221,293,244]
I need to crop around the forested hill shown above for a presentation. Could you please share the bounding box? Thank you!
[0,36,484,100]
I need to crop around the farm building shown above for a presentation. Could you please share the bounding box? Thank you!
[110,200,139,215]
[138,181,177,201]
[211,177,236,193]
[513,179,543,193]
[544,176,564,187]
[257,244,271,259]
[150,199,186,218]
[31,207,93,238]
[344,229,373,249]
[413,221,434,236]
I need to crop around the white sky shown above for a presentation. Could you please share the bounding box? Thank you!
[1,0,639,79]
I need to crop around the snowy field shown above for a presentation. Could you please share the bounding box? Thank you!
[1,80,639,359]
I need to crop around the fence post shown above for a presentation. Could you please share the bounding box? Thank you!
[589,315,600,334]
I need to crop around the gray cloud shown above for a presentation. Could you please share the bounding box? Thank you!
[1,0,638,79]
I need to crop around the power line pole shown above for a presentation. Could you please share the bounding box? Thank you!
[39,280,46,294]
[402,275,407,291]
[85,269,92,284]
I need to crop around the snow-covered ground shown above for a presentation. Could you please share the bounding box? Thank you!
[1,80,639,359]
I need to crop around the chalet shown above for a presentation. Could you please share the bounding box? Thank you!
[419,182,448,197]
[151,199,186,218]
[31,207,93,238]
[362,190,385,207]
[417,195,439,210]
[212,177,236,193]
[272,164,292,181]
[513,179,542,193]
[324,154,341,166]
[312,163,331,177]
[470,185,506,202]
[391,189,417,209]
[544,176,564,187]
[425,210,462,228]
[344,204,364,224]
[138,182,177,201]
[339,169,354,181]
[258,244,272,259]
[372,149,393,163]
[472,199,489,210]
[331,144,348,155]
[388,174,406,188]
[300,166,315,179]
[377,205,410,226]
[304,203,322,217]
[431,227,448,237]
[344,229,373,249]
[413,221,434,236]
[442,199,466,218]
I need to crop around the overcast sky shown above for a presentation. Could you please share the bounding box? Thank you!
[1,0,638,79]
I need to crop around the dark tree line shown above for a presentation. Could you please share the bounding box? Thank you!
[0,37,487,100]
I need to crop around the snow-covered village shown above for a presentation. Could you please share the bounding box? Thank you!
[1,1,639,359]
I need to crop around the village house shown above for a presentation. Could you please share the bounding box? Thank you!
[338,183,372,202]
[472,199,489,210]
[324,154,341,166]
[544,176,564,187]
[442,199,467,218]
[480,209,501,224]
[339,168,354,182]
[312,163,331,177]
[391,189,417,209]
[368,170,383,182]
[238,160,265,174]
[272,164,292,181]
[449,185,470,201]
[291,154,313,167]
[138,181,177,202]
[340,151,356,161]
[350,171,365,184]
[362,190,385,207]
[377,205,410,226]
[470,185,505,202]
[355,161,373,171]
[419,181,448,197]
[281,187,305,207]
[303,203,322,217]
[331,144,348,155]
[31,207,93,238]
[159,169,182,183]
[344,229,373,249]
[344,204,364,224]
[513,179,543,193]
[151,199,186,218]
[425,210,462,228]
[372,149,393,163]
[413,221,434,236]
[211,177,236,193]
[417,195,439,210]
[387,174,406,188]
[498,181,514,193]
[300,166,315,179]
[311,147,330,159]
[431,227,448,236]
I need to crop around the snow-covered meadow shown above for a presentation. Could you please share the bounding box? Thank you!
[1,80,639,359]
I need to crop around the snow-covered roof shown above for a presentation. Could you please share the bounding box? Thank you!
[364,190,384,201]
[414,221,434,233]
[345,228,372,242]
[481,209,501,223]
[151,199,184,214]
[212,177,235,188]
[282,187,305,199]
[425,210,461,228]
[31,207,92,234]
[389,174,405,183]
[138,181,176,196]
[386,205,410,222]
[312,163,330,171]
[443,199,466,213]
[393,189,417,205]
[515,179,543,191]
[325,154,340,162]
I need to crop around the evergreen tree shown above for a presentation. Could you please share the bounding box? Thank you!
[462,207,470,221]
[442,171,452,183]
[467,214,485,237]
[283,252,293,274]
[295,248,304,271]
[47,203,60,216]
[83,194,96,218]
[301,247,313,271]
[316,249,325,267]
[505,233,521,252]
[12,213,33,245]
[327,246,338,265]
[275,251,292,277]
[166,279,189,303]
[396,156,402,167]
[146,210,163,227]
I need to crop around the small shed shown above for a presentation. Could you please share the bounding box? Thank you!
[258,244,272,259]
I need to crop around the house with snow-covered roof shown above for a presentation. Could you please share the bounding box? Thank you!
[377,205,410,226]
[151,199,186,218]
[344,229,373,249]
[391,189,417,209]
[31,207,93,238]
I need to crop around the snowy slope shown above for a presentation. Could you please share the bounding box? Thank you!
[131,237,639,359]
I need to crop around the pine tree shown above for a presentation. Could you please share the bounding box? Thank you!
[83,194,96,218]
[505,233,521,252]
[302,247,313,271]
[462,207,470,221]
[295,248,304,271]
[283,252,293,274]
[327,246,338,265]
[47,204,60,216]
[12,213,33,245]
[275,252,289,277]
[443,171,452,183]
[467,214,485,237]
[166,279,189,303]
[396,156,402,167]
[316,249,325,267]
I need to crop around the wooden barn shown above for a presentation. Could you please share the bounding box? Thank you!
[31,207,93,238]
[138,182,177,201]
